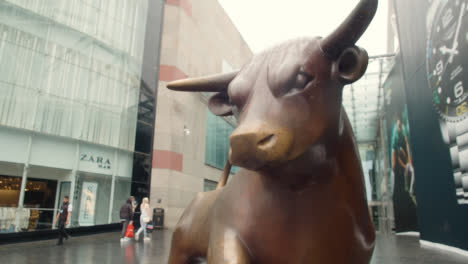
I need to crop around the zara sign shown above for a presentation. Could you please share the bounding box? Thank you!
[80,153,112,170]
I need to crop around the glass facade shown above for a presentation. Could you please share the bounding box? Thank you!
[203,179,218,192]
[0,0,146,148]
[205,110,239,174]
[0,0,163,234]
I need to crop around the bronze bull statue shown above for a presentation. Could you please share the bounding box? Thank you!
[166,0,377,263]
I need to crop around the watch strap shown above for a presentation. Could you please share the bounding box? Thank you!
[446,121,468,204]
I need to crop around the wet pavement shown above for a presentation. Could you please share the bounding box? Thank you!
[0,229,467,263]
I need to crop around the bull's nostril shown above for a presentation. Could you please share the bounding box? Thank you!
[257,134,276,147]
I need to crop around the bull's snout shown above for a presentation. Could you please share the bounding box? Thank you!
[229,122,293,170]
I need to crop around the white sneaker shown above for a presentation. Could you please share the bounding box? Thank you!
[144,237,151,242]
[120,238,126,242]
[135,233,139,241]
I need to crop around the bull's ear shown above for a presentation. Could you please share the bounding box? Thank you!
[333,46,368,84]
[208,92,233,116]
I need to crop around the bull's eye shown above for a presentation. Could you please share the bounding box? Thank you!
[296,72,310,89]
[287,71,313,95]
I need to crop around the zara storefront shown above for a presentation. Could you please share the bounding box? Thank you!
[0,0,163,235]
[0,130,134,231]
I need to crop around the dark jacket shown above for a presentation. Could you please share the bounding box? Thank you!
[59,202,69,222]
[120,199,134,221]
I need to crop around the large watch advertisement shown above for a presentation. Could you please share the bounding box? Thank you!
[426,0,468,203]
[395,0,468,251]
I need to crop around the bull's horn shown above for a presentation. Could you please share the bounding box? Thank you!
[320,0,378,59]
[167,70,239,92]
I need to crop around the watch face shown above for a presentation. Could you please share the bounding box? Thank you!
[427,0,468,122]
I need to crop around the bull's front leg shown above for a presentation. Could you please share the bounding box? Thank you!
[168,227,193,264]
[207,227,251,264]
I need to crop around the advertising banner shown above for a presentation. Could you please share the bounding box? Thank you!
[395,0,468,250]
[383,56,418,232]
[78,182,98,226]
[425,0,468,204]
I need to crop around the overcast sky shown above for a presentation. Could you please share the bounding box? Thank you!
[218,0,390,56]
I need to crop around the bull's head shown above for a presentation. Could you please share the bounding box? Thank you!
[168,0,377,172]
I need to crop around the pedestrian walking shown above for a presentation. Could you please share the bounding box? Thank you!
[135,197,151,242]
[120,198,134,242]
[54,196,72,245]
[130,196,137,212]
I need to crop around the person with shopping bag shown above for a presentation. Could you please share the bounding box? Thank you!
[135,197,151,242]
[120,198,134,242]
[125,222,135,238]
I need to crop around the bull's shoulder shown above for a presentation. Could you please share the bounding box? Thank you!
[337,108,375,247]
[339,107,360,161]
[175,189,222,230]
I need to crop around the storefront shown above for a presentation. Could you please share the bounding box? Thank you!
[0,0,164,238]
[0,127,134,232]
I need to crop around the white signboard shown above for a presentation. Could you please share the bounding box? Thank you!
[78,182,98,226]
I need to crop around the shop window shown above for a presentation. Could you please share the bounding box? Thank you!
[0,175,22,207]
[205,111,240,174]
[23,178,57,230]
[0,176,22,232]
[204,179,218,192]
[72,173,112,227]
[24,178,57,209]
[0,176,58,232]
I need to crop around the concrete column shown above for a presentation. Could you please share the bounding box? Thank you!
[15,134,32,231]
[108,150,119,223]
[51,180,61,228]
[69,142,80,226]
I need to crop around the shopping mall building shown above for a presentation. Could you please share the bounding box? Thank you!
[0,0,251,238]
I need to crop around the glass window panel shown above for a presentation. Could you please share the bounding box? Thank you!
[343,56,395,143]
[204,179,218,192]
[0,175,22,208]
[111,176,132,223]
[205,110,240,173]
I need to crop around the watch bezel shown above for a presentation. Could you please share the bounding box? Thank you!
[426,0,468,123]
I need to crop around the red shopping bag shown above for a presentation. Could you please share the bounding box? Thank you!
[125,222,135,238]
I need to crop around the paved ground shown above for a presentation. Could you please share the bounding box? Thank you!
[0,230,467,263]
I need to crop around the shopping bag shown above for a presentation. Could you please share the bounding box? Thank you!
[146,224,154,233]
[125,222,135,238]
